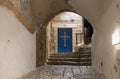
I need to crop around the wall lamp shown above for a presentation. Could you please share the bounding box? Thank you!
[112,30,120,45]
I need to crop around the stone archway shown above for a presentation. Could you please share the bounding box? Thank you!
[36,10,76,67]
[36,10,94,67]
[46,12,84,54]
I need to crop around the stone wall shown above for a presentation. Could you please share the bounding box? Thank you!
[10,0,33,23]
[36,27,47,67]
[49,24,56,53]
[31,0,73,27]
[0,0,35,33]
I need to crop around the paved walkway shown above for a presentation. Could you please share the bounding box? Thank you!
[20,65,105,79]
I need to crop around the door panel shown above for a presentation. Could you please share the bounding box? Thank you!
[58,28,72,53]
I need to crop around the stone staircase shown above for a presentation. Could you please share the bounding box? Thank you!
[46,47,92,66]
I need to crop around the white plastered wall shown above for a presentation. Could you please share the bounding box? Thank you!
[92,0,120,79]
[69,0,120,79]
[0,6,36,79]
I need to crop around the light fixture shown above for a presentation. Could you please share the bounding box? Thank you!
[112,30,120,45]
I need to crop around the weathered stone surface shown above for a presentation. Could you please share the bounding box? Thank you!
[20,65,106,79]
[31,0,73,27]
[36,27,47,67]
[0,0,35,33]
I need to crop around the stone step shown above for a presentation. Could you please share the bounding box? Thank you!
[79,47,91,50]
[79,48,91,51]
[47,47,92,66]
[49,52,91,56]
[47,58,91,62]
[49,54,91,58]
[46,61,92,66]
[49,52,73,55]
[75,51,91,53]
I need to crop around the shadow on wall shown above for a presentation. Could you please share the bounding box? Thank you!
[116,48,120,78]
[84,18,93,45]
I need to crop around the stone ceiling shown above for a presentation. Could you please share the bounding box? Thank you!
[31,0,114,29]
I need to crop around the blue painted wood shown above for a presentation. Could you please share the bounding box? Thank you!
[58,28,72,53]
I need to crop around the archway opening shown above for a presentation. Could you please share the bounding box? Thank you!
[46,12,93,53]
[46,12,82,53]
[84,18,93,45]
[45,11,93,65]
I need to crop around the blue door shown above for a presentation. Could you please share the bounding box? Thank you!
[58,28,72,53]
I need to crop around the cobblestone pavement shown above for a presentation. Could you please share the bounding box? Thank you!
[20,65,106,79]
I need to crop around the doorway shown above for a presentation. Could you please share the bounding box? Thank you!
[58,28,72,53]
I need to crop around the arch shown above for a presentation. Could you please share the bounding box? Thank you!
[46,11,94,53]
[47,10,94,40]
[40,9,95,33]
[46,11,84,53]
[40,9,81,28]
[36,9,94,67]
